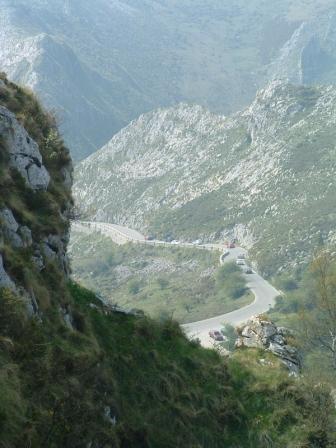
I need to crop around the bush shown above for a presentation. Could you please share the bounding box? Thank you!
[216,262,240,284]
[216,263,247,299]
[128,279,142,295]
[156,277,169,289]
[225,273,247,299]
[0,289,26,338]
[275,274,298,292]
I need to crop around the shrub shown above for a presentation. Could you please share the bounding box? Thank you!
[128,279,142,295]
[216,263,247,299]
[216,262,240,284]
[156,277,169,289]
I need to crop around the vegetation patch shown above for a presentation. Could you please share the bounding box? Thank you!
[0,283,334,447]
[69,231,253,323]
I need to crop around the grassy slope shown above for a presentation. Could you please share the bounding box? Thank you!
[1,283,335,447]
[69,231,252,323]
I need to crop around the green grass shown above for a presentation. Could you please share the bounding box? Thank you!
[228,348,336,447]
[0,283,334,447]
[70,231,253,323]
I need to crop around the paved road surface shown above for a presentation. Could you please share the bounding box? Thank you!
[72,220,279,348]
[73,221,224,250]
[182,271,279,347]
[72,221,145,244]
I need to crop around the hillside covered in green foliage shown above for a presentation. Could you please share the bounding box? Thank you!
[69,230,252,323]
[0,76,335,447]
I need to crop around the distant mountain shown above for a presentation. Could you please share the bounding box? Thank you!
[2,0,336,159]
[74,82,336,275]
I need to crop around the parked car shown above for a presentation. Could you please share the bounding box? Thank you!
[145,234,155,241]
[209,330,224,341]
[244,267,253,274]
[237,253,245,259]
[236,259,245,266]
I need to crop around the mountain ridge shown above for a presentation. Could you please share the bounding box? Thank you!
[74,81,336,275]
[3,0,336,158]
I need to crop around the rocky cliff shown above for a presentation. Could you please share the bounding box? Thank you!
[0,73,73,316]
[74,81,336,275]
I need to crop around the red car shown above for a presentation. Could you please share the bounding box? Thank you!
[209,330,224,341]
[225,241,235,248]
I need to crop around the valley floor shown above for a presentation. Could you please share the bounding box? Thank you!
[70,221,279,347]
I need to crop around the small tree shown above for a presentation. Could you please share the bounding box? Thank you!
[156,277,169,290]
[301,253,336,370]
[216,262,239,285]
[128,279,142,295]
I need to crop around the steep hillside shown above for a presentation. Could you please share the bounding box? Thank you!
[1,76,335,447]
[2,0,336,158]
[0,73,73,310]
[74,82,336,275]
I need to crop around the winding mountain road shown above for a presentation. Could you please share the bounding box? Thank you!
[72,221,279,347]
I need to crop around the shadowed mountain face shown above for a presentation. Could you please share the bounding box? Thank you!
[74,82,336,275]
[2,0,336,159]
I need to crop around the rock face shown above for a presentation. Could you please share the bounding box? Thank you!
[0,208,23,248]
[41,234,71,276]
[0,135,71,279]
[0,107,50,190]
[0,254,16,290]
[0,204,71,282]
[236,316,300,375]
[0,81,73,316]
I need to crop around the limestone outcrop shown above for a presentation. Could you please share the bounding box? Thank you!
[0,91,72,317]
[236,316,300,375]
[0,106,50,190]
[0,254,15,290]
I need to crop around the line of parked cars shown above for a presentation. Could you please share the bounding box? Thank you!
[235,253,253,274]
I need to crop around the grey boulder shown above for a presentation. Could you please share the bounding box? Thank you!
[0,254,15,290]
[236,315,300,375]
[0,106,50,190]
